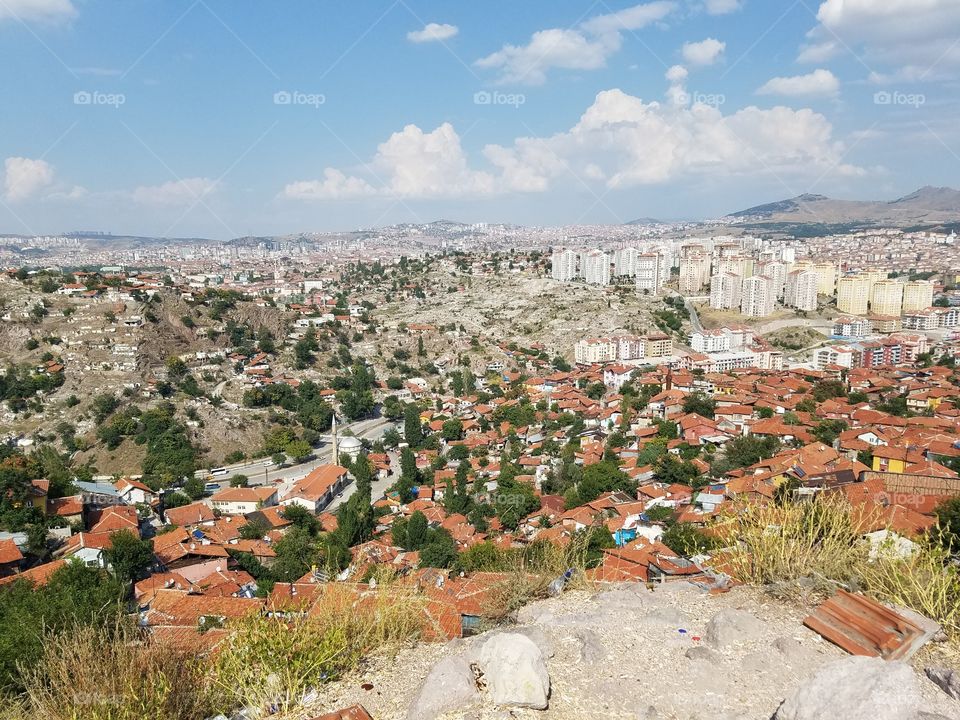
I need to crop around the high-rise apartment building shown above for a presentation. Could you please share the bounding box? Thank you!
[635,253,667,294]
[679,254,711,295]
[551,248,578,282]
[709,272,742,310]
[902,280,935,313]
[741,275,776,317]
[870,280,904,317]
[784,268,818,311]
[836,275,872,315]
[581,250,611,286]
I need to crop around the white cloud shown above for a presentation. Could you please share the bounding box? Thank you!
[3,157,54,202]
[406,23,459,44]
[681,38,726,66]
[801,0,960,78]
[282,169,375,201]
[283,123,495,201]
[757,69,840,97]
[476,2,675,85]
[132,178,217,207]
[285,88,857,201]
[704,0,743,15]
[797,41,839,64]
[580,1,677,35]
[0,0,75,22]
[665,64,689,82]
[484,89,860,191]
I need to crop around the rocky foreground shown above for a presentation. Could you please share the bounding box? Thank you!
[300,583,960,720]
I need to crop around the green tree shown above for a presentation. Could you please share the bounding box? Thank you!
[103,530,154,585]
[404,404,424,448]
[661,522,716,556]
[441,419,464,441]
[404,511,429,550]
[682,392,716,419]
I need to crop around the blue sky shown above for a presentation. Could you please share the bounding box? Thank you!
[2,0,960,239]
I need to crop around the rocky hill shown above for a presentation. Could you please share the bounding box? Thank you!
[298,583,960,720]
[726,186,960,234]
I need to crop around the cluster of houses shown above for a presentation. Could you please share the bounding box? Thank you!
[3,331,960,653]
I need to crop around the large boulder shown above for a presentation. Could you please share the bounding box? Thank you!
[704,609,767,647]
[774,656,921,720]
[476,632,550,709]
[406,655,479,720]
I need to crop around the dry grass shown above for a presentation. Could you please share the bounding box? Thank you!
[717,497,871,594]
[864,533,960,638]
[14,623,217,720]
[717,496,960,640]
[211,584,424,714]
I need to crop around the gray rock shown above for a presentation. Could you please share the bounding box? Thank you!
[642,606,693,626]
[925,667,960,700]
[476,632,550,709]
[574,628,607,664]
[685,646,721,664]
[774,656,921,720]
[704,609,767,647]
[469,625,554,660]
[595,585,651,611]
[406,655,480,720]
[917,714,952,720]
[773,636,809,663]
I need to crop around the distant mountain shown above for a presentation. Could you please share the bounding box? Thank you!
[727,186,960,234]
[626,217,666,226]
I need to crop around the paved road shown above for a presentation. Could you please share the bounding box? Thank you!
[197,417,394,491]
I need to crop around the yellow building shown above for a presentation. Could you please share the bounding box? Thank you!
[869,280,903,317]
[902,280,935,312]
[836,275,871,315]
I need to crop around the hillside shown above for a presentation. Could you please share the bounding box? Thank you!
[298,583,960,720]
[727,186,960,234]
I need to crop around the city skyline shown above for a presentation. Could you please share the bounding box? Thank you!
[2,0,960,238]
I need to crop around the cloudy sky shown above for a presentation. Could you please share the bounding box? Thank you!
[2,0,960,238]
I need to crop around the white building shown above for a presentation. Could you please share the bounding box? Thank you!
[635,253,668,294]
[679,254,711,295]
[784,269,818,312]
[551,248,579,282]
[709,272,742,310]
[613,247,641,277]
[740,275,776,318]
[581,250,611,286]
[690,330,731,354]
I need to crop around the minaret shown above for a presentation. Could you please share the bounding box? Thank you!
[331,412,338,465]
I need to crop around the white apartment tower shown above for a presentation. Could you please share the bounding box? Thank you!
[614,247,641,277]
[741,275,776,317]
[679,254,711,295]
[635,252,668,294]
[784,269,818,312]
[551,248,578,282]
[581,250,611,286]
[709,272,742,310]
